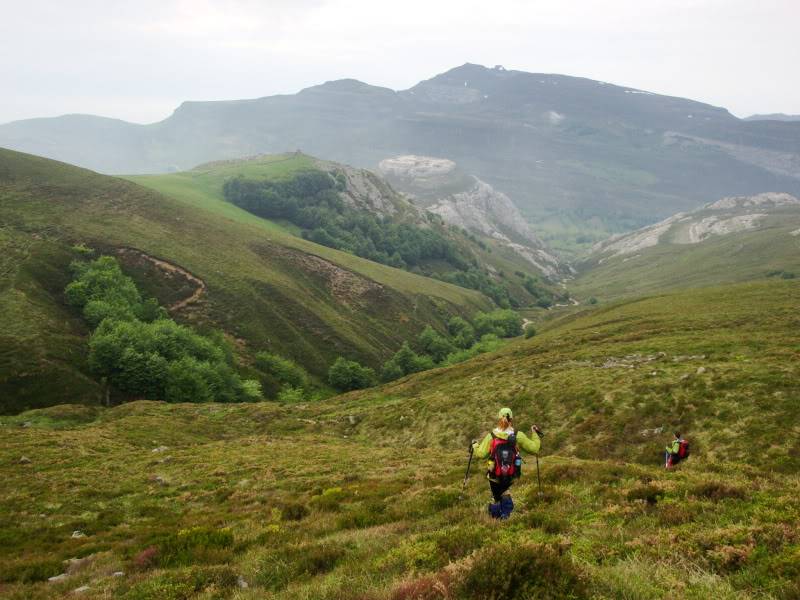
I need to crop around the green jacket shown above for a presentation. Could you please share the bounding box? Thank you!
[665,439,681,454]
[472,427,541,465]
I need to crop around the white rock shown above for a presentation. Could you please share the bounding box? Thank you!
[71,530,86,538]
[237,575,249,589]
[112,571,125,577]
[696,366,706,375]
[151,446,168,453]
[73,585,90,594]
[48,573,67,582]
[19,456,31,464]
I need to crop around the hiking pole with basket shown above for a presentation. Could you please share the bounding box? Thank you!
[460,440,476,499]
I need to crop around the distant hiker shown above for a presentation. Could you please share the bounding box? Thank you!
[472,407,542,519]
[665,431,689,468]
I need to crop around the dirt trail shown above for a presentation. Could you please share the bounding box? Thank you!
[116,248,206,311]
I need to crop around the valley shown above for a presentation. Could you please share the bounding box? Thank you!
[2,55,800,600]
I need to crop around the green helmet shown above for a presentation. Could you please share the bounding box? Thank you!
[498,407,513,420]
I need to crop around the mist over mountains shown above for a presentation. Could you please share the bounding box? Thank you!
[2,63,800,239]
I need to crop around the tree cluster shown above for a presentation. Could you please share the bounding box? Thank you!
[326,309,525,390]
[67,256,261,404]
[223,172,470,272]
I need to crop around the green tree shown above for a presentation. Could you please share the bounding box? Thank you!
[381,343,435,382]
[328,357,376,391]
[473,309,523,338]
[447,316,476,349]
[255,352,310,391]
[417,326,455,363]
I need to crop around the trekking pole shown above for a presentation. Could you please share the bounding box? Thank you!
[532,425,544,497]
[460,441,475,499]
[535,455,542,496]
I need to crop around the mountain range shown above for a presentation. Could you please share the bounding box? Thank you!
[3,63,800,244]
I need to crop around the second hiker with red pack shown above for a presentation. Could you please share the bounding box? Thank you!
[472,407,542,519]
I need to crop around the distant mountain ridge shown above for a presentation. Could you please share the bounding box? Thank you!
[2,63,800,239]
[744,113,800,122]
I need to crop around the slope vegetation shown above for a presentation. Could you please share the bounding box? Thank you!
[572,192,800,301]
[0,149,488,413]
[1,278,798,598]
[128,153,562,309]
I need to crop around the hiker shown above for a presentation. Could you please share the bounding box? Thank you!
[472,407,542,519]
[664,431,689,468]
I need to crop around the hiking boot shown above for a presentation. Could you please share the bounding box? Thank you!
[500,495,514,519]
[488,502,503,519]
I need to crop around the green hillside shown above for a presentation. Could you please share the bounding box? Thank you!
[0,149,489,414]
[1,278,798,598]
[571,197,800,302]
[127,154,563,310]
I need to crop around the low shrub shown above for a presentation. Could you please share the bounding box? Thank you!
[455,543,587,600]
[122,565,238,600]
[0,557,64,583]
[389,570,454,600]
[626,484,664,505]
[336,500,393,529]
[154,527,234,567]
[691,482,746,501]
[310,486,348,512]
[255,543,344,591]
[280,501,310,521]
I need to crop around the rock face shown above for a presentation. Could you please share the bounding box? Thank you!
[378,155,566,278]
[591,192,800,261]
[317,158,418,219]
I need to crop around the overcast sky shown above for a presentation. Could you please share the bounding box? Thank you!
[1,0,798,124]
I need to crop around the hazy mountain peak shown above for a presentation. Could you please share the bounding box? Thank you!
[300,78,395,95]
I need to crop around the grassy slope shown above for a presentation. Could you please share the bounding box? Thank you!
[127,155,559,308]
[1,279,798,599]
[0,149,488,413]
[570,211,800,301]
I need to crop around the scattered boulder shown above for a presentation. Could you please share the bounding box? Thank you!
[151,446,168,453]
[696,366,707,375]
[112,571,125,577]
[18,456,31,464]
[71,530,86,539]
[73,585,90,594]
[237,575,249,589]
[48,573,67,583]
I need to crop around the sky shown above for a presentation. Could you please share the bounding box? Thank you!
[1,0,798,124]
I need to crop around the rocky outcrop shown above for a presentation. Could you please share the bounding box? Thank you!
[378,155,566,277]
[591,192,800,261]
[317,159,419,218]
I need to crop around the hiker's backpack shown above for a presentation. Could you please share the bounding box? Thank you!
[677,439,690,459]
[489,432,520,480]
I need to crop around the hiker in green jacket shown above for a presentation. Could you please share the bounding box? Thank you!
[472,407,542,519]
[665,431,687,468]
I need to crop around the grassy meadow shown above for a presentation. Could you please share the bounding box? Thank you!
[2,278,798,599]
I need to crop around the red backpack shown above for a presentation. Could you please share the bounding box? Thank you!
[677,439,690,459]
[489,432,520,480]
